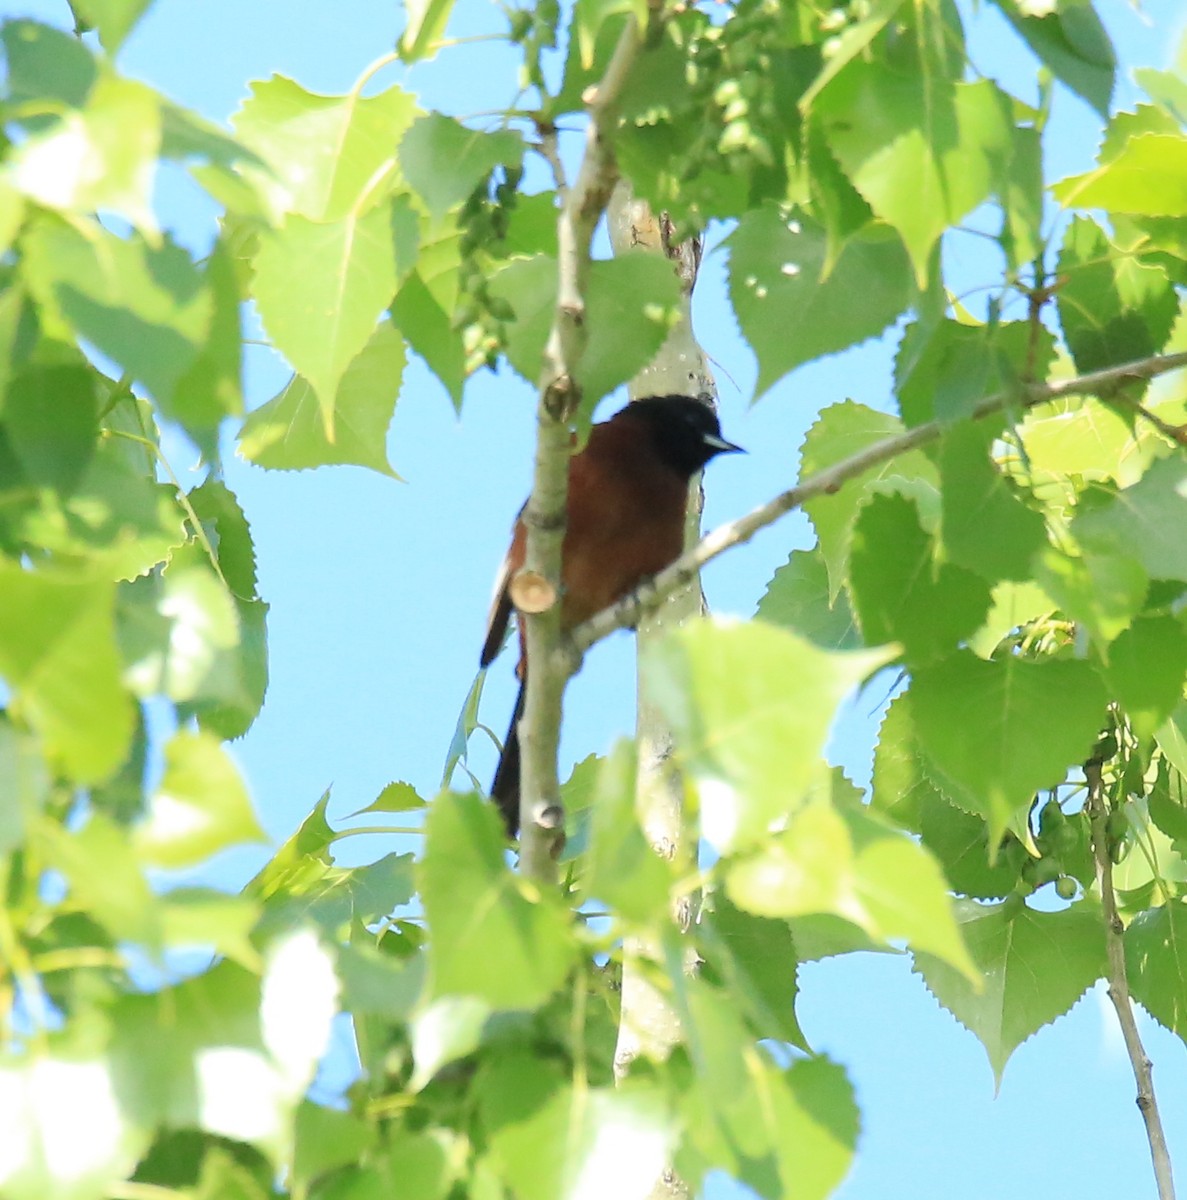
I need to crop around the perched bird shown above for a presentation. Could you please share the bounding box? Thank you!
[481,394,742,836]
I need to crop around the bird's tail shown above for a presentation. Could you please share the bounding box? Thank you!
[491,678,524,837]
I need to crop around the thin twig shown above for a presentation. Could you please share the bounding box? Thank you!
[1086,763,1177,1200]
[1108,390,1187,447]
[567,350,1187,659]
[535,119,570,201]
[516,13,647,881]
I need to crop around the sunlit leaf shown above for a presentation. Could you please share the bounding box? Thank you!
[646,618,891,853]
[232,76,420,221]
[818,72,1013,282]
[136,730,266,869]
[1074,456,1187,584]
[238,321,405,475]
[22,216,213,418]
[481,1054,676,1200]
[1053,132,1187,215]
[0,563,132,782]
[0,1049,149,1200]
[10,73,160,233]
[419,792,574,1009]
[252,198,409,436]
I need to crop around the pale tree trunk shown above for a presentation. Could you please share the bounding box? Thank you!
[607,183,715,1200]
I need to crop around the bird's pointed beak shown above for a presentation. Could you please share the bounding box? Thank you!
[704,433,745,455]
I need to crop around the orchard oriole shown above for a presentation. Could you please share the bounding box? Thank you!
[481,394,742,836]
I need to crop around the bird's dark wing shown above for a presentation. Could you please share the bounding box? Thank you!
[480,551,514,668]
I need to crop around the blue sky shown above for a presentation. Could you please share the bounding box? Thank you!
[8,0,1187,1196]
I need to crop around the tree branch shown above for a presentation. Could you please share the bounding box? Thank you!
[1086,764,1177,1200]
[567,350,1187,659]
[516,14,646,879]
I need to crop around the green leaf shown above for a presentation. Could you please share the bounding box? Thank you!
[172,240,245,436]
[22,217,213,419]
[967,579,1057,659]
[699,894,808,1049]
[248,788,334,904]
[239,320,405,475]
[1126,900,1187,1047]
[990,0,1115,117]
[1074,457,1187,584]
[0,564,132,782]
[583,741,672,923]
[728,206,912,396]
[871,692,936,831]
[490,253,682,408]
[1055,216,1178,373]
[409,995,492,1090]
[252,198,408,436]
[119,553,241,704]
[2,19,97,108]
[1053,132,1187,216]
[849,492,992,662]
[895,318,1054,427]
[908,651,1108,841]
[919,791,1022,900]
[38,812,158,945]
[232,77,420,221]
[645,618,891,853]
[293,1103,377,1191]
[391,273,465,405]
[419,792,574,1008]
[0,719,48,854]
[349,779,425,817]
[818,72,1013,282]
[399,0,457,61]
[1104,615,1187,739]
[675,979,858,1200]
[67,0,154,53]
[336,940,425,1019]
[111,962,294,1157]
[135,730,266,869]
[400,115,524,219]
[161,888,262,970]
[914,896,1107,1084]
[999,124,1044,270]
[15,438,188,582]
[727,795,978,980]
[482,1058,676,1200]
[10,73,160,233]
[800,399,940,600]
[183,483,269,738]
[2,360,98,494]
[0,1048,150,1200]
[1033,542,1148,646]
[754,548,862,650]
[939,420,1049,582]
[1016,396,1140,484]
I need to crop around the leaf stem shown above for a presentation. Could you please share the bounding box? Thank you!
[1086,762,1177,1200]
